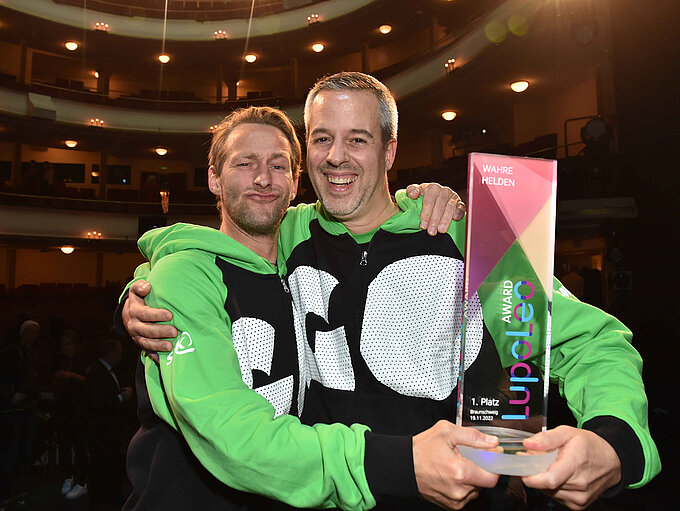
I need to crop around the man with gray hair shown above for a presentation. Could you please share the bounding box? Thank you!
[121,104,488,511]
[125,71,659,510]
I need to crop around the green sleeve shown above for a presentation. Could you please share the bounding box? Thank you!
[393,190,467,253]
[549,280,661,487]
[142,251,376,510]
[394,189,660,485]
[117,262,151,304]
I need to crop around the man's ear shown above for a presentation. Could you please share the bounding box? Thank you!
[384,138,398,173]
[208,165,221,196]
[290,175,299,201]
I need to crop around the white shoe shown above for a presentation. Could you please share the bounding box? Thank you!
[65,484,87,500]
[61,477,73,495]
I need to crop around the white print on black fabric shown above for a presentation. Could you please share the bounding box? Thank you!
[232,317,292,418]
[287,267,356,391]
[291,304,309,416]
[288,257,483,400]
[360,256,483,400]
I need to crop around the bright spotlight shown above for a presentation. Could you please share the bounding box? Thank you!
[511,80,530,93]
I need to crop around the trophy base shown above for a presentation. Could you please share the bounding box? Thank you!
[457,426,557,476]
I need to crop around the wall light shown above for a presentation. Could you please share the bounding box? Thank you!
[244,54,257,63]
[379,25,392,34]
[307,13,319,24]
[160,190,170,214]
[441,111,457,121]
[94,22,109,32]
[510,80,530,93]
[60,246,75,254]
[65,140,78,148]
[312,43,324,53]
[155,147,168,156]
[214,29,228,39]
[158,54,170,64]
[444,58,456,74]
[64,41,79,51]
[86,231,103,239]
[90,118,104,127]
[94,71,99,78]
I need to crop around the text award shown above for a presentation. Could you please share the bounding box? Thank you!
[456,152,558,475]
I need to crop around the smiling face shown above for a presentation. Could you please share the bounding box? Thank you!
[306,90,397,230]
[209,123,298,239]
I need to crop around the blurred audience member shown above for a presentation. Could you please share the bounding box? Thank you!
[0,320,41,510]
[140,175,160,202]
[43,162,55,193]
[85,338,132,511]
[19,160,40,194]
[53,330,89,500]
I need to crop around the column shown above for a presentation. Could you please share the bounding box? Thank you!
[216,64,224,103]
[361,43,370,73]
[96,252,104,287]
[97,67,111,96]
[7,248,16,290]
[99,152,108,199]
[226,73,238,101]
[11,143,22,188]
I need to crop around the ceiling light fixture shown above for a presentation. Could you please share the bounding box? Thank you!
[214,29,228,40]
[510,80,530,93]
[94,71,99,78]
[158,54,170,64]
[307,13,319,24]
[379,25,392,34]
[60,246,75,254]
[441,111,457,121]
[65,140,78,148]
[64,41,78,51]
[244,54,257,63]
[312,43,324,53]
[155,147,168,156]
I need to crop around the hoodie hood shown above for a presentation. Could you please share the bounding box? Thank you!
[138,223,281,276]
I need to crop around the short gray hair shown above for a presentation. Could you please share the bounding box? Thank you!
[304,72,398,146]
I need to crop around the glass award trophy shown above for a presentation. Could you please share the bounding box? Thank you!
[455,153,558,475]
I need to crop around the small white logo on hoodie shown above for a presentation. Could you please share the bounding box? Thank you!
[166,331,195,365]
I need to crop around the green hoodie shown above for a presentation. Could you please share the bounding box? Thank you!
[134,223,376,510]
[277,191,660,490]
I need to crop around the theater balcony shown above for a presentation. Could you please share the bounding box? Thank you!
[0,0,676,359]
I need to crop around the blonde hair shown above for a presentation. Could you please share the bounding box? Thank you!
[208,106,302,179]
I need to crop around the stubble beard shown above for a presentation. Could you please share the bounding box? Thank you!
[223,188,288,237]
[311,164,367,220]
